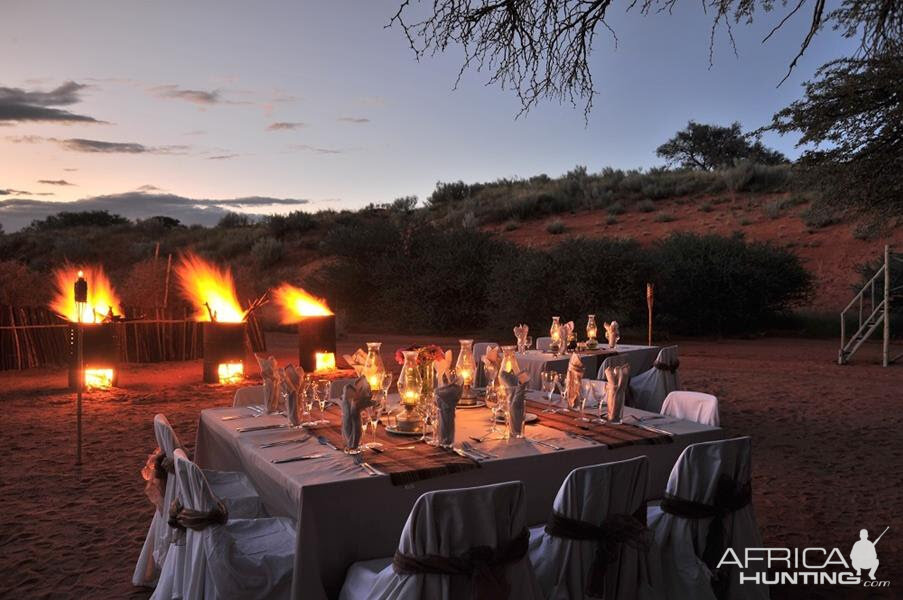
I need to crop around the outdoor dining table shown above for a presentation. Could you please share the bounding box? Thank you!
[195,388,721,600]
[516,343,661,389]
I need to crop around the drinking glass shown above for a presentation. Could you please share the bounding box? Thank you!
[524,336,533,352]
[540,371,560,413]
[578,379,595,422]
[593,380,607,423]
[301,376,318,426]
[314,379,331,425]
[362,395,383,450]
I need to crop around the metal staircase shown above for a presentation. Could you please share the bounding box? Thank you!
[839,245,901,366]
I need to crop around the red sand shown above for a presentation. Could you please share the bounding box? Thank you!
[0,333,900,599]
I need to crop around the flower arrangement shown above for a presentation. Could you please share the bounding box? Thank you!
[395,344,446,365]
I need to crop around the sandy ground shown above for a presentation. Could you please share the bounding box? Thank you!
[492,195,903,313]
[0,332,900,599]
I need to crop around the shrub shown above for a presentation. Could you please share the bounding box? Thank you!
[606,215,618,225]
[546,219,567,234]
[763,200,784,219]
[217,212,253,228]
[801,203,840,229]
[636,200,656,213]
[251,237,283,267]
[650,233,812,335]
[503,219,520,231]
[724,162,791,193]
[26,210,130,231]
[699,202,713,212]
[607,202,625,216]
[654,213,676,223]
[266,211,316,238]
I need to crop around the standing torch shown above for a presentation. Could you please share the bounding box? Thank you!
[74,271,88,465]
[646,282,654,347]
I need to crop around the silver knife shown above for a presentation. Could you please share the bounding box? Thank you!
[634,423,674,437]
[236,423,290,433]
[361,461,385,476]
[316,435,339,451]
[271,453,325,464]
[526,437,564,450]
[260,436,310,448]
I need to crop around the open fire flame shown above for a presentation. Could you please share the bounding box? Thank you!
[51,265,122,323]
[175,253,244,322]
[273,283,333,323]
[85,369,114,389]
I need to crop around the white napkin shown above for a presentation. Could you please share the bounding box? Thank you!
[434,349,453,383]
[482,345,500,369]
[341,376,374,449]
[560,320,575,343]
[563,352,584,409]
[513,323,529,341]
[604,321,620,348]
[256,354,281,414]
[498,370,529,437]
[604,363,630,421]
[280,364,305,426]
[342,349,368,376]
[435,382,462,447]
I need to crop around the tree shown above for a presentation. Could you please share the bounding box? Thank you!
[26,210,129,231]
[389,0,902,115]
[656,121,786,170]
[767,43,903,215]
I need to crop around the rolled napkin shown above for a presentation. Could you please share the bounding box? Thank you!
[498,370,529,438]
[342,349,368,376]
[604,363,630,423]
[341,376,375,450]
[280,364,305,427]
[435,381,462,447]
[256,354,281,414]
[513,323,529,346]
[563,352,585,410]
[604,321,620,349]
[434,349,453,383]
[560,321,574,345]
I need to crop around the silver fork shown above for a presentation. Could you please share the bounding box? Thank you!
[461,441,496,459]
[352,454,384,476]
[526,437,564,450]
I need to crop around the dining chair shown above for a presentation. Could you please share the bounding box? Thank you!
[529,457,662,600]
[339,481,543,600]
[595,353,631,380]
[232,385,264,408]
[172,448,296,600]
[629,345,680,413]
[661,391,720,427]
[647,437,767,600]
[473,342,498,387]
[535,336,552,352]
[133,414,267,592]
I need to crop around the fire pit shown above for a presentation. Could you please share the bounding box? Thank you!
[273,284,336,373]
[202,322,246,384]
[51,265,123,390]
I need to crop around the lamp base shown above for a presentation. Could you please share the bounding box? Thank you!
[394,408,423,433]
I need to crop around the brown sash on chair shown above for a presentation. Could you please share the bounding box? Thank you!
[168,499,228,531]
[653,359,680,373]
[660,474,751,599]
[544,504,649,597]
[392,528,530,600]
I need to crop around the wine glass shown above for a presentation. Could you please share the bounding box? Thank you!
[578,379,595,422]
[362,393,384,450]
[593,380,607,423]
[314,379,331,425]
[524,336,533,352]
[540,370,560,413]
[300,376,318,426]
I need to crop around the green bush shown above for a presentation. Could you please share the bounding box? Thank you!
[654,213,676,223]
[546,218,567,234]
[636,200,656,213]
[251,237,283,267]
[266,211,316,238]
[801,203,841,229]
[650,233,812,334]
[607,202,625,215]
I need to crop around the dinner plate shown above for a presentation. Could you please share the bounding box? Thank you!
[456,400,486,409]
[385,425,425,436]
[493,412,539,424]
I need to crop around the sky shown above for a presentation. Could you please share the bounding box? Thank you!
[0,0,854,231]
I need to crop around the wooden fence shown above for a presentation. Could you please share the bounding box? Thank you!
[0,305,266,370]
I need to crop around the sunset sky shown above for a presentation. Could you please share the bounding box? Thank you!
[0,0,853,230]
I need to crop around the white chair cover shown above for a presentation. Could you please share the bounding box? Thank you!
[173,448,296,600]
[535,337,552,352]
[629,345,680,413]
[661,391,720,427]
[647,437,767,600]
[529,456,662,600]
[596,353,630,380]
[233,385,264,408]
[136,414,267,597]
[473,342,498,387]
[340,481,543,600]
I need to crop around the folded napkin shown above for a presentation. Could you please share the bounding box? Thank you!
[482,345,500,369]
[341,376,375,449]
[434,349,453,383]
[604,363,630,422]
[280,364,305,427]
[256,354,281,414]
[560,321,575,344]
[513,323,529,341]
[563,352,585,409]
[342,349,368,376]
[498,370,529,437]
[604,321,620,349]
[435,382,462,447]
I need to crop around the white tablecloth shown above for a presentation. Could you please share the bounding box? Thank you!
[516,344,661,389]
[195,390,721,600]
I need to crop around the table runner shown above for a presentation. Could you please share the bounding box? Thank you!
[313,404,480,486]
[525,400,672,448]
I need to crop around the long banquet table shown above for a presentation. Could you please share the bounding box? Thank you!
[196,390,722,600]
[516,343,661,388]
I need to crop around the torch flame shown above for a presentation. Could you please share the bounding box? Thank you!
[273,283,333,324]
[175,253,244,323]
[51,264,121,323]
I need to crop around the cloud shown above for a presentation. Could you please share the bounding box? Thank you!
[135,184,164,192]
[0,189,32,196]
[267,121,306,131]
[38,179,75,186]
[0,191,311,231]
[290,144,344,155]
[59,138,189,154]
[337,116,370,124]
[0,81,102,124]
[207,154,239,160]
[63,168,79,172]
[150,85,220,105]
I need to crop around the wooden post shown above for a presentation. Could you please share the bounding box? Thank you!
[646,283,654,347]
[76,314,83,465]
[883,244,890,368]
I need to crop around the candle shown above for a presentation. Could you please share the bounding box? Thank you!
[403,389,420,406]
[459,368,472,385]
[368,374,381,391]
[315,352,336,371]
